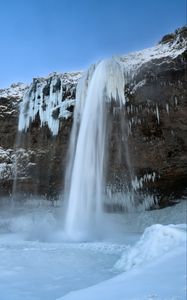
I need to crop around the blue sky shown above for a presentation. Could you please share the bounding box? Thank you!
[0,0,186,88]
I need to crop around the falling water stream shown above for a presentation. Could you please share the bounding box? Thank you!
[64,58,126,240]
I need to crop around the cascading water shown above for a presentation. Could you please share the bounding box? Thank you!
[64,58,126,240]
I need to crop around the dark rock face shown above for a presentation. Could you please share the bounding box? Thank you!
[107,26,187,206]
[0,27,186,207]
[130,57,187,201]
[13,118,73,199]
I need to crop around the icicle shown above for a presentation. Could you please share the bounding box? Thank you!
[174,96,178,106]
[18,73,80,136]
[156,104,160,124]
[166,103,169,114]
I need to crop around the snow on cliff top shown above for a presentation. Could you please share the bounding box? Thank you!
[119,27,187,73]
[33,71,82,84]
[0,27,186,101]
[0,82,28,100]
[0,72,82,101]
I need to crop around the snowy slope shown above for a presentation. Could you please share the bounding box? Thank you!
[59,224,186,300]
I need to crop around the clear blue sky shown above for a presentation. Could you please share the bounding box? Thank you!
[0,0,186,88]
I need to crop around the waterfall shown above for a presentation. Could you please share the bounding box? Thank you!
[64,58,126,240]
[14,56,158,229]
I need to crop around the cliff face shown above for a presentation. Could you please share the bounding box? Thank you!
[0,74,80,198]
[107,26,187,206]
[0,27,186,207]
[0,83,29,196]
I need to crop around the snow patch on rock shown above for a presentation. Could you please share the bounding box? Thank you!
[0,82,28,100]
[119,32,186,74]
[0,147,35,181]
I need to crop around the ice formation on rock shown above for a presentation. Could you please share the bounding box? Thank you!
[18,72,81,135]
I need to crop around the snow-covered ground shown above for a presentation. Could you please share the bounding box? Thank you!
[0,199,186,300]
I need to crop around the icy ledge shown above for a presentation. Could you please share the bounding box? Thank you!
[18,72,81,135]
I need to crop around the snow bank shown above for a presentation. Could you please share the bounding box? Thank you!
[115,224,186,271]
[59,244,186,300]
[59,224,186,300]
